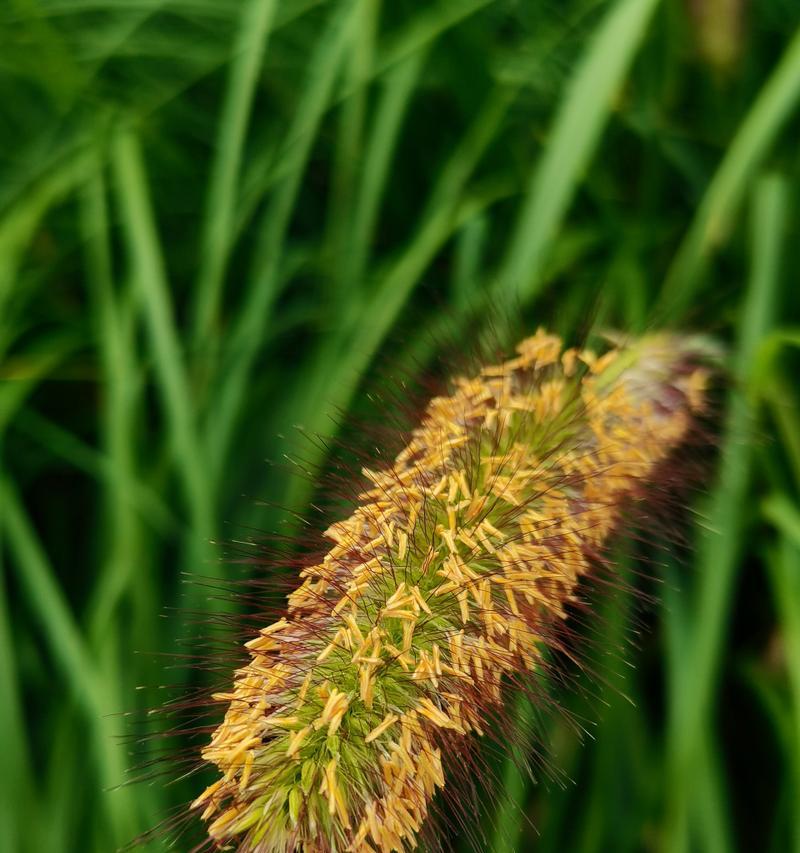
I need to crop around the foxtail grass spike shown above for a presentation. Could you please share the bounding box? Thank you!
[193,329,712,852]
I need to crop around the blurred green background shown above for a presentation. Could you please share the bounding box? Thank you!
[2,0,800,851]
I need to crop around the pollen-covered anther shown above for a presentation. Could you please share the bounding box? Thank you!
[285,725,311,758]
[317,689,349,735]
[194,329,713,852]
[320,757,351,828]
[365,712,399,743]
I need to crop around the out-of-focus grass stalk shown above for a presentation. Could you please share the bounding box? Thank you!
[495,0,662,308]
[0,447,38,852]
[658,25,800,319]
[0,338,87,850]
[663,173,787,852]
[0,477,139,845]
[112,132,216,587]
[774,535,800,853]
[325,0,378,298]
[341,51,423,298]
[762,496,800,853]
[191,0,277,351]
[205,1,357,483]
[81,165,143,640]
[79,162,162,836]
[572,558,648,853]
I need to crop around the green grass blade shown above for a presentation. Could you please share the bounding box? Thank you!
[692,735,732,853]
[207,0,357,478]
[231,0,488,237]
[490,692,537,853]
[764,495,800,551]
[112,130,214,566]
[751,329,800,485]
[452,211,488,309]
[0,476,103,723]
[495,0,661,305]
[350,89,512,364]
[658,25,800,319]
[324,0,378,294]
[343,51,423,294]
[191,0,278,347]
[0,477,140,843]
[664,172,787,851]
[765,529,800,853]
[79,164,172,645]
[0,498,37,851]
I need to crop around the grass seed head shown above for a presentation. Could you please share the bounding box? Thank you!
[192,329,713,852]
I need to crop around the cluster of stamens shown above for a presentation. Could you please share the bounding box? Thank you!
[193,330,709,853]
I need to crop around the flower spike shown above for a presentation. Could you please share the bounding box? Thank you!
[194,329,712,853]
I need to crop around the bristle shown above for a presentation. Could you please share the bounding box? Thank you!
[192,329,712,852]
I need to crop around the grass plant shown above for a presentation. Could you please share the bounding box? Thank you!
[1,1,799,850]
